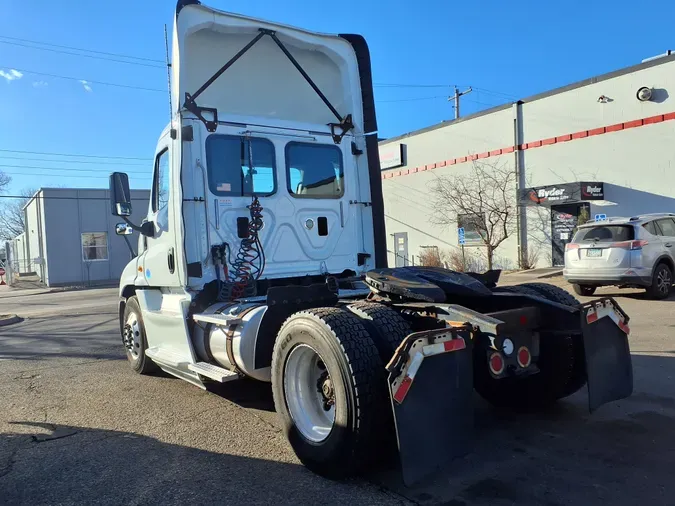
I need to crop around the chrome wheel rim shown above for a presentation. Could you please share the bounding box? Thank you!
[283,344,335,443]
[657,268,672,295]
[123,313,142,360]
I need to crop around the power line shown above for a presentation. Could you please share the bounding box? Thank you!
[0,40,165,69]
[0,164,148,174]
[0,171,149,180]
[378,95,448,103]
[1,66,166,93]
[0,155,149,166]
[0,194,148,201]
[0,35,164,64]
[375,83,452,88]
[0,148,152,161]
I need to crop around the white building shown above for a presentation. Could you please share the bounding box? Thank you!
[378,52,675,269]
[8,188,149,287]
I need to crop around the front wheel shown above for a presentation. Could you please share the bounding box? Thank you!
[122,296,158,374]
[271,308,387,480]
[647,263,672,300]
[573,284,596,296]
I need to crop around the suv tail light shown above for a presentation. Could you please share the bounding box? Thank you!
[611,240,648,250]
[565,243,579,251]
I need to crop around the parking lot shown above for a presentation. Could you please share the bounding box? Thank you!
[1,280,674,505]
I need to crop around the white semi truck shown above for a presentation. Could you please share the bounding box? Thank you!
[110,0,634,485]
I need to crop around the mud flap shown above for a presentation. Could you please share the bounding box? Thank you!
[581,298,633,412]
[386,328,474,487]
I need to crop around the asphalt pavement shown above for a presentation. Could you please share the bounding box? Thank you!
[1,282,675,505]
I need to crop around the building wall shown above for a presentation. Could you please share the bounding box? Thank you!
[24,188,150,287]
[379,55,675,268]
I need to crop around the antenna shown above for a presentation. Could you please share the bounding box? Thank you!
[164,24,173,130]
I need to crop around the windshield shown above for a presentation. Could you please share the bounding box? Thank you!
[205,135,276,196]
[573,225,635,242]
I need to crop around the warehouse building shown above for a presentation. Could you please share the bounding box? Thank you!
[9,188,149,287]
[379,52,675,269]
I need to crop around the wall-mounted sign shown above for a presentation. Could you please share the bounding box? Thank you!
[519,182,604,207]
[379,143,405,169]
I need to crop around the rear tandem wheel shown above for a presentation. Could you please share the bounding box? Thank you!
[270,307,390,479]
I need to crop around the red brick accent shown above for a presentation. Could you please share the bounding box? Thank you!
[623,119,643,129]
[556,134,572,142]
[571,131,588,139]
[542,137,556,146]
[644,114,664,124]
[527,140,542,148]
[425,163,436,170]
[469,154,478,160]
[477,151,489,159]
[663,112,675,121]
[502,146,515,153]
[458,156,467,163]
[606,123,624,133]
[489,149,502,156]
[588,127,605,136]
[447,158,457,165]
[518,144,527,150]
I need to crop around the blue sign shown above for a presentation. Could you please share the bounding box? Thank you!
[458,227,465,236]
[458,227,466,245]
[594,214,607,222]
[459,237,466,245]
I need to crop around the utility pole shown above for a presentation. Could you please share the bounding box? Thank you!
[450,86,473,119]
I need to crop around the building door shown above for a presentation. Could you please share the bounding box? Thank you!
[393,232,409,267]
[550,203,588,266]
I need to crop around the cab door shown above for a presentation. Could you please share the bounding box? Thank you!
[142,135,181,287]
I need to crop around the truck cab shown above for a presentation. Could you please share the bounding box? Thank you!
[110,0,385,385]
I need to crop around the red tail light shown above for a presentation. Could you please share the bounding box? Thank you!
[565,243,580,251]
[611,240,648,250]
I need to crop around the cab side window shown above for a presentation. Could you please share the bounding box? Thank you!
[153,149,170,213]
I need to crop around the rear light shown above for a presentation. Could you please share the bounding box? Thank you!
[611,240,648,250]
[488,352,505,375]
[565,243,580,251]
[517,347,532,368]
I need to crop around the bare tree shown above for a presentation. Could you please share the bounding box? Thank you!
[0,187,37,241]
[428,160,517,270]
[0,171,9,193]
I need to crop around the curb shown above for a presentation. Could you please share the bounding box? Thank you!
[0,314,22,327]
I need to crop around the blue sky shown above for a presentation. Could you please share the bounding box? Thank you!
[1,0,673,194]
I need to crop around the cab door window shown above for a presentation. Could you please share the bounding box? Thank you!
[152,148,170,229]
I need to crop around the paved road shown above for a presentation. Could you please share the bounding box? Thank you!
[1,283,674,505]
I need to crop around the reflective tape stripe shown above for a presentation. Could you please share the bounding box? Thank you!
[392,352,424,404]
[423,338,466,357]
[586,301,630,335]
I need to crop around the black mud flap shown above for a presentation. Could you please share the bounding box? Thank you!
[386,328,474,487]
[581,298,633,412]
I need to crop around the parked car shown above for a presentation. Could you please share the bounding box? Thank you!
[563,213,675,299]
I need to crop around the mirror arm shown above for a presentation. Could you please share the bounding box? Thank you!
[122,235,137,259]
[122,217,155,238]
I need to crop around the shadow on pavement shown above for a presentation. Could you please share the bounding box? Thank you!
[0,421,386,506]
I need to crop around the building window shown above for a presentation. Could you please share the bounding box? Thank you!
[205,135,276,196]
[286,142,344,198]
[81,232,108,261]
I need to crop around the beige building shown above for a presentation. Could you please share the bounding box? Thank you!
[378,52,675,269]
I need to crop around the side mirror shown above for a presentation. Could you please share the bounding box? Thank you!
[110,172,132,217]
[115,223,134,236]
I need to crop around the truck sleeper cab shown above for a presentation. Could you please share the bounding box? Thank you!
[110,0,634,487]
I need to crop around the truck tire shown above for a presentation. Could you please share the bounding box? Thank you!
[271,307,388,479]
[122,296,159,374]
[492,285,542,297]
[346,302,410,364]
[475,283,585,409]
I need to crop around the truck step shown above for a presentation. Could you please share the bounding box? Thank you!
[188,362,240,382]
[192,313,242,326]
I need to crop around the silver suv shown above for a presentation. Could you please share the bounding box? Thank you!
[563,213,675,299]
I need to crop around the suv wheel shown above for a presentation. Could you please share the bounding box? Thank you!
[647,263,672,300]
[572,284,596,296]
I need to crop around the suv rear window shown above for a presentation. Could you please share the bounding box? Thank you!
[573,225,635,242]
